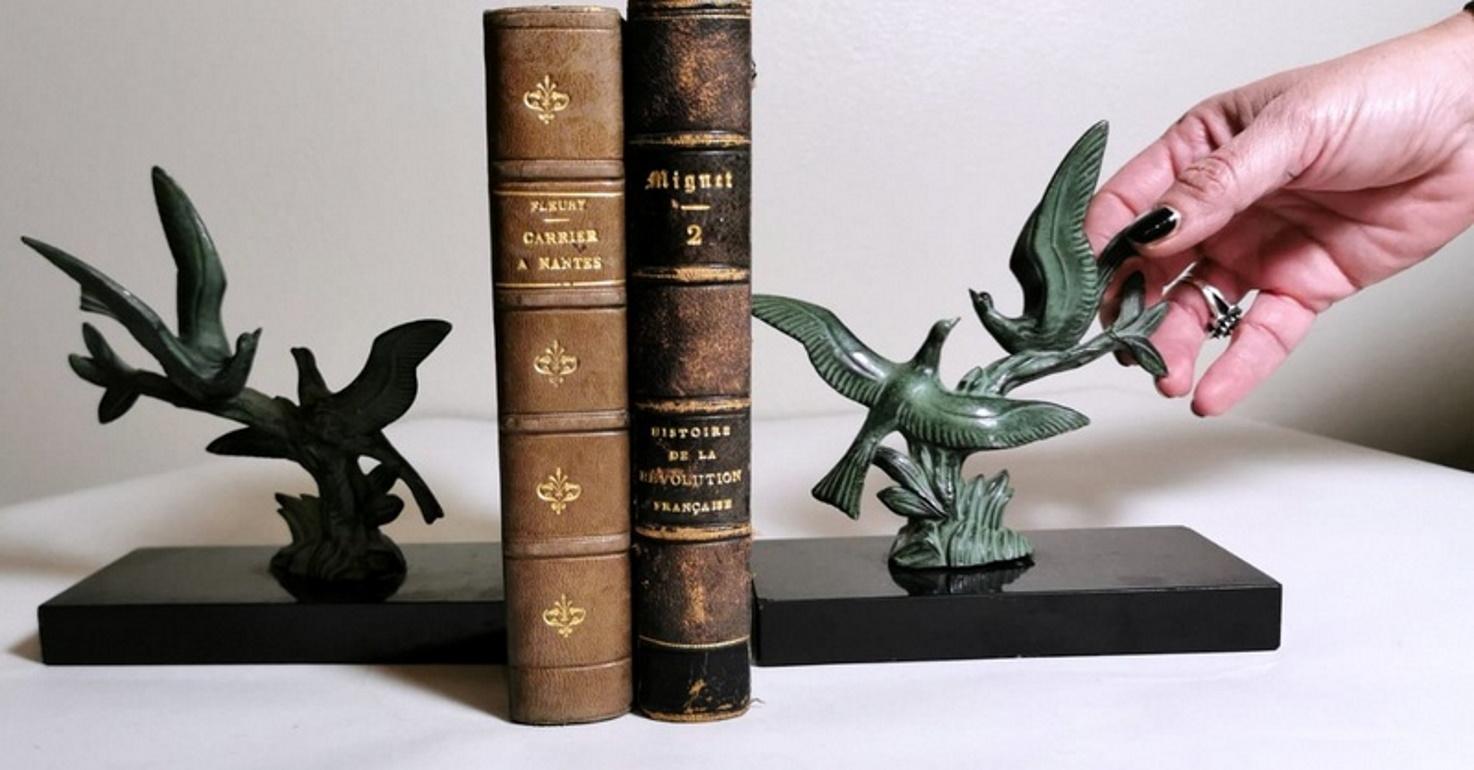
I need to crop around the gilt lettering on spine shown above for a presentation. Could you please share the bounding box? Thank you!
[486,6,632,726]
[626,0,755,722]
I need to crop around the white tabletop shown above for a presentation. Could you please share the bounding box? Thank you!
[2,388,1471,769]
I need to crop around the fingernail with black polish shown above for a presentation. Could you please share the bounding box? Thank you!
[1126,207,1180,245]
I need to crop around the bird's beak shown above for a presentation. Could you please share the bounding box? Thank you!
[928,317,959,344]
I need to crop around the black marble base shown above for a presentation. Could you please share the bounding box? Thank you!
[39,543,505,665]
[751,527,1281,666]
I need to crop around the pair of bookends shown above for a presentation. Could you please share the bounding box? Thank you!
[22,169,451,601]
[754,122,1168,571]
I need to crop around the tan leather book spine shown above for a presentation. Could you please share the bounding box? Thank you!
[485,6,631,726]
[625,0,754,722]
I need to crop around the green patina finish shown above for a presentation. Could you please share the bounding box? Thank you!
[753,122,1168,570]
[22,169,450,600]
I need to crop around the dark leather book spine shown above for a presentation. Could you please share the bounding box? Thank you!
[625,0,754,722]
[485,6,631,726]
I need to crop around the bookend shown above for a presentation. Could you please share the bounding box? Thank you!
[751,527,1281,666]
[38,543,505,665]
[748,125,1283,664]
[39,528,1280,667]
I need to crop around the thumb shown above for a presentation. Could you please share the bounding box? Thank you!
[1124,111,1304,257]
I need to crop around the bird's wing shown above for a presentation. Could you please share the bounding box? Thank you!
[752,295,896,406]
[153,168,231,361]
[324,319,452,431]
[22,236,195,366]
[1002,122,1108,342]
[896,391,1088,451]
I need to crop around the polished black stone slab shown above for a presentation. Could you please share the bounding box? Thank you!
[39,543,505,665]
[751,527,1281,666]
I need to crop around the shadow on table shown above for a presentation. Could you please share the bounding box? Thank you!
[9,633,42,663]
[371,664,512,721]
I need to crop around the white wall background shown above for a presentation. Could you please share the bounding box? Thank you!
[1,0,1470,506]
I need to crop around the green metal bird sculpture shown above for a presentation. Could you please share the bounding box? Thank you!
[21,167,452,600]
[751,122,1170,570]
[751,295,1089,519]
[205,321,451,525]
[970,121,1132,354]
[287,322,449,523]
[22,168,261,405]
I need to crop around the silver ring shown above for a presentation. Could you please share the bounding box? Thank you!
[1180,273,1244,339]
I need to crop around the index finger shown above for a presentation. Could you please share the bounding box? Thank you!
[1084,139,1180,254]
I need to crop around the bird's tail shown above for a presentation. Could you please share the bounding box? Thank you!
[812,429,884,520]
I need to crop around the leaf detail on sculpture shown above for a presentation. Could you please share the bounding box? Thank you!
[913,442,961,507]
[872,446,946,513]
[1108,273,1171,378]
[274,494,323,548]
[889,524,945,570]
[81,323,132,374]
[873,446,920,484]
[67,354,106,386]
[878,486,947,520]
[98,388,141,424]
[1117,271,1147,324]
[207,427,291,459]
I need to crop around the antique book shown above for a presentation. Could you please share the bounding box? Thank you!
[625,0,754,722]
[485,6,631,725]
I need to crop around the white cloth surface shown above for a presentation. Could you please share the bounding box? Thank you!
[1,388,1471,769]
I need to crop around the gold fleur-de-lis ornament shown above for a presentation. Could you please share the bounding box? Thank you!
[535,468,582,515]
[523,75,571,125]
[541,594,587,638]
[533,339,579,386]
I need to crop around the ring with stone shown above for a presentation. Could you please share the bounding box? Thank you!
[1180,273,1245,339]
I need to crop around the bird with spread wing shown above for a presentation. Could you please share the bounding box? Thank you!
[21,167,451,599]
[22,168,261,408]
[971,121,1134,354]
[205,320,451,525]
[751,123,1169,569]
[751,295,1089,519]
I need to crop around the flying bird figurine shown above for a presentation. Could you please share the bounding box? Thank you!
[22,169,262,406]
[971,121,1133,354]
[751,296,1088,519]
[21,168,452,599]
[753,122,1169,569]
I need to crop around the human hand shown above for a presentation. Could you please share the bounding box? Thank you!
[1085,12,1474,416]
